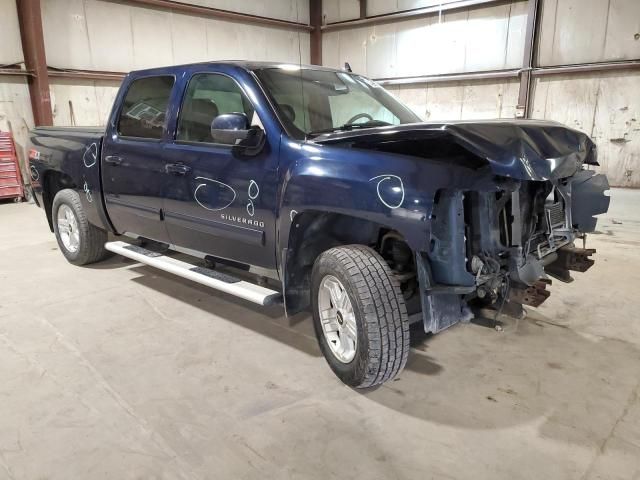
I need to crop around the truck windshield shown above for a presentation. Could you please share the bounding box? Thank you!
[253,67,421,139]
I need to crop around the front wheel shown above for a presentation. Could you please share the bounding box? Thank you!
[52,189,107,265]
[311,245,410,388]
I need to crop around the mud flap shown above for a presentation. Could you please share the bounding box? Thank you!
[416,252,472,333]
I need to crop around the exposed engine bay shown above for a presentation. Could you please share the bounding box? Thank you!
[315,120,611,334]
[415,169,611,333]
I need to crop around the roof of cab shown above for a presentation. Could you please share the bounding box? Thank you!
[128,61,348,76]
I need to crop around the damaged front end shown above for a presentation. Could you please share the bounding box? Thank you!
[419,168,610,333]
[315,119,611,333]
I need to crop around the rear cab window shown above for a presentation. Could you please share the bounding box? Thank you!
[117,76,175,139]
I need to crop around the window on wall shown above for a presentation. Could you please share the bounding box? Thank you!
[117,76,174,139]
[177,73,257,144]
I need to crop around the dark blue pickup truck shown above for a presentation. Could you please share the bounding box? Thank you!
[28,61,610,387]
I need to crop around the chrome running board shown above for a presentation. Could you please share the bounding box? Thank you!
[105,241,281,306]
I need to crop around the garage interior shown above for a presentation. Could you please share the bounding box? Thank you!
[1,0,640,478]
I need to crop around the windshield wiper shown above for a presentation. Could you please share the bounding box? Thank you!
[307,120,392,137]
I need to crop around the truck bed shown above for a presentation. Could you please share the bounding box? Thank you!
[29,126,108,231]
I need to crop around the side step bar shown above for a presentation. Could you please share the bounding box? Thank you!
[105,241,281,306]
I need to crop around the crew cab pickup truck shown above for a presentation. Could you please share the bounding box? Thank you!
[28,61,610,388]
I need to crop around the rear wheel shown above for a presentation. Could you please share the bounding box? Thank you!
[311,245,410,388]
[52,189,107,265]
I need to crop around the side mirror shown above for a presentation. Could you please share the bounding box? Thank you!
[210,113,265,156]
[211,113,249,144]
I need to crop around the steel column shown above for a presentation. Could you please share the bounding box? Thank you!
[16,0,53,126]
[516,0,540,118]
[310,0,323,65]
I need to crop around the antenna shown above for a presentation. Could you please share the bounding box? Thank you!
[344,62,353,73]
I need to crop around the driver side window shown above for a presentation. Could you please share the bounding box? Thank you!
[177,73,257,144]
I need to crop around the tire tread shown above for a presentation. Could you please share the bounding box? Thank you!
[52,189,107,265]
[316,245,410,388]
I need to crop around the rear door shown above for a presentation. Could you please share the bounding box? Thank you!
[101,75,175,242]
[161,70,280,271]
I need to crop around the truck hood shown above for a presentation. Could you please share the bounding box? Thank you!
[311,120,598,181]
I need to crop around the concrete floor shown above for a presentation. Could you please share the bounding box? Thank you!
[0,189,639,480]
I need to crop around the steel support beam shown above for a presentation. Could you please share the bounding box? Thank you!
[531,60,640,76]
[47,69,126,82]
[372,59,640,87]
[16,0,53,126]
[375,68,520,86]
[114,0,312,31]
[310,0,322,65]
[516,0,540,118]
[0,68,33,78]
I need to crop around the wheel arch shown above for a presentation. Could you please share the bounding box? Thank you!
[281,209,413,315]
[42,171,77,232]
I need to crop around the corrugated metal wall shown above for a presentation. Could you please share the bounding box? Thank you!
[323,0,640,187]
[534,0,640,187]
[172,0,309,22]
[42,0,310,127]
[322,1,527,79]
[537,0,639,65]
[41,0,310,73]
[387,79,520,121]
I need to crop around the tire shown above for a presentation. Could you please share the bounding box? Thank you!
[52,189,107,265]
[311,245,410,388]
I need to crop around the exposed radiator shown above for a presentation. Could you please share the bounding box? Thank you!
[546,201,565,228]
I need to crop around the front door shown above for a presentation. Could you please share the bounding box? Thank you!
[161,71,279,270]
[101,75,175,243]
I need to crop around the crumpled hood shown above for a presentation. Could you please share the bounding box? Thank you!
[312,119,598,181]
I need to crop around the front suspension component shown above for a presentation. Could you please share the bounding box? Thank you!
[546,245,596,282]
[510,279,552,307]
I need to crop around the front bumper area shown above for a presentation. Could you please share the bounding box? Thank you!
[417,170,609,334]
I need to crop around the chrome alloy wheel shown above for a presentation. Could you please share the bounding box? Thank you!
[317,275,357,363]
[57,204,80,253]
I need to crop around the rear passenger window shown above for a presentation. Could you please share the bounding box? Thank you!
[177,73,256,144]
[117,76,174,139]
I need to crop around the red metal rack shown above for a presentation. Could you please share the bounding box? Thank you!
[0,132,25,201]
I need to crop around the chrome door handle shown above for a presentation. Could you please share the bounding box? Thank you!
[165,163,191,175]
[105,155,123,165]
